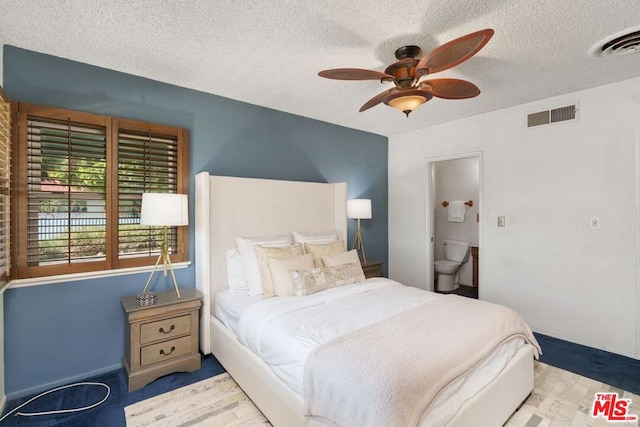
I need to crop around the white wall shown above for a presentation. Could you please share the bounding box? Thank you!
[434,157,479,286]
[389,76,640,359]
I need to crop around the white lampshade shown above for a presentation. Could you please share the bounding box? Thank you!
[347,199,372,219]
[140,193,188,226]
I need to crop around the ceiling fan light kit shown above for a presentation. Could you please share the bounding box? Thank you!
[384,89,432,117]
[318,29,494,117]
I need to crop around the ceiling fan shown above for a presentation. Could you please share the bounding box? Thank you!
[318,29,494,117]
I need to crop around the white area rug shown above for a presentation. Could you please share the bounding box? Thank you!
[124,373,269,427]
[507,362,640,426]
[126,363,640,426]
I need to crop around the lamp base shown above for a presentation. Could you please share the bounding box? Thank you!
[139,226,182,302]
[352,218,367,264]
[136,292,158,307]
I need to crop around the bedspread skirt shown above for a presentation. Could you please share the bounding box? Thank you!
[303,295,540,427]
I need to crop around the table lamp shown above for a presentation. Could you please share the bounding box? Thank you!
[347,198,372,264]
[137,192,188,306]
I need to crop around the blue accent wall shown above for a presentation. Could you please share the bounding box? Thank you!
[2,46,388,398]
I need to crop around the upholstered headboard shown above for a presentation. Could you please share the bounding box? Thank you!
[194,172,347,354]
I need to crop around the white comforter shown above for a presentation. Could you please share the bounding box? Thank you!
[236,278,438,395]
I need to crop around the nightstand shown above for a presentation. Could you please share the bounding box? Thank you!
[121,288,203,391]
[361,261,383,278]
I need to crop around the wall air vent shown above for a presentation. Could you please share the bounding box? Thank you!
[527,105,577,128]
[527,111,549,127]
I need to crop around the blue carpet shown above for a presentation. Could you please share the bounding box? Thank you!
[3,336,640,426]
[535,332,640,396]
[1,354,224,427]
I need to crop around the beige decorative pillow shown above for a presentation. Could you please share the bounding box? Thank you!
[322,249,361,267]
[267,253,314,297]
[235,234,293,295]
[254,243,304,297]
[289,262,366,297]
[304,239,345,267]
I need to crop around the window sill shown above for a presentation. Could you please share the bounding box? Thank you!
[8,261,192,289]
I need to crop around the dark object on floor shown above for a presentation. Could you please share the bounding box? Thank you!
[1,354,224,427]
[436,284,478,299]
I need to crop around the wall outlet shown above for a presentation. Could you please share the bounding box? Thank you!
[590,217,600,229]
[497,216,506,227]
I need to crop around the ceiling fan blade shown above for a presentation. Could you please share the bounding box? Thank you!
[319,68,395,81]
[359,87,398,112]
[415,29,494,79]
[419,78,480,99]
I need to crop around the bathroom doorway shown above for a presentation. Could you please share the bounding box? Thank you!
[427,153,481,296]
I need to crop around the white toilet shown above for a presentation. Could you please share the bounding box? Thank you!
[434,238,471,291]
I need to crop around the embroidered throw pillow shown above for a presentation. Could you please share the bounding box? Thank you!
[289,262,365,297]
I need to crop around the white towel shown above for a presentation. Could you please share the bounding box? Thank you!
[448,201,466,222]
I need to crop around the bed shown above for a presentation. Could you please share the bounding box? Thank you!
[194,172,539,427]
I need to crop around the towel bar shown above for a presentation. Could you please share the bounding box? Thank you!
[441,200,473,207]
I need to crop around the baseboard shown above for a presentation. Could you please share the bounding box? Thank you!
[533,328,639,361]
[6,362,122,401]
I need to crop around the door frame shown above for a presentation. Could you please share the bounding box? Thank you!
[635,123,640,359]
[426,151,483,294]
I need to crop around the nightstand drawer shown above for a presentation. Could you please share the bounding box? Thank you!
[141,335,191,366]
[140,315,191,344]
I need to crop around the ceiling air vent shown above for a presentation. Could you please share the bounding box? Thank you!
[589,26,640,57]
[527,105,577,128]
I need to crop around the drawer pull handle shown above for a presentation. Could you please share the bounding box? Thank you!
[159,325,175,334]
[160,346,176,356]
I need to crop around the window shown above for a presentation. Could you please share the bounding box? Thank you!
[0,89,10,288]
[11,103,189,279]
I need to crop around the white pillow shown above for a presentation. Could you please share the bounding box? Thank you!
[304,239,346,267]
[322,249,361,267]
[254,244,304,298]
[225,249,250,294]
[292,230,338,247]
[267,253,314,297]
[235,234,293,295]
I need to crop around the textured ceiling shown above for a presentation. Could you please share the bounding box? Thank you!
[1,0,640,137]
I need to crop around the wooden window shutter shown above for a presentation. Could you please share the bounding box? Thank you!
[114,119,189,269]
[15,104,110,277]
[11,103,189,279]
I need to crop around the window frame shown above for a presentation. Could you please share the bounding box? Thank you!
[0,87,10,290]
[11,102,190,280]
